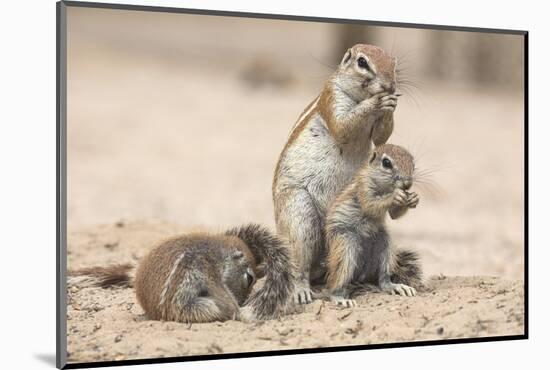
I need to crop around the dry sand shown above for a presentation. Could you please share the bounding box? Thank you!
[67,222,524,364]
[65,8,525,364]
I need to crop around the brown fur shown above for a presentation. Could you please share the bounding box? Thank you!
[272,44,400,304]
[68,264,133,288]
[317,84,337,139]
[325,234,354,290]
[353,44,396,81]
[225,224,295,320]
[273,96,320,187]
[325,144,423,301]
[372,112,394,146]
[134,234,255,323]
[277,43,397,160]
[68,224,294,323]
[319,44,397,144]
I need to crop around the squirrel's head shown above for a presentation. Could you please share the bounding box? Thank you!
[222,247,257,305]
[364,144,415,193]
[337,44,397,99]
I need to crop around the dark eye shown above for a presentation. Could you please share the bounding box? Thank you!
[382,158,393,169]
[245,272,255,287]
[357,57,369,69]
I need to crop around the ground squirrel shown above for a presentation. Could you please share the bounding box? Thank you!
[69,224,294,323]
[273,44,400,304]
[325,144,422,307]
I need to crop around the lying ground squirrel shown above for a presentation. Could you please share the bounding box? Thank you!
[69,224,294,323]
[325,144,422,307]
[273,44,400,304]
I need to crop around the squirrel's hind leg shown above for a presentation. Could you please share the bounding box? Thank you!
[377,233,417,297]
[275,188,324,305]
[169,277,240,323]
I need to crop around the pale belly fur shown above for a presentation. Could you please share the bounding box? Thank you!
[277,113,374,217]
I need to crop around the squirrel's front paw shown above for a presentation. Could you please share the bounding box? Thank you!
[406,191,419,208]
[378,94,398,112]
[392,189,408,207]
[382,283,417,297]
[362,92,397,113]
[293,281,314,305]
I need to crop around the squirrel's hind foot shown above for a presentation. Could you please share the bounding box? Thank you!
[382,283,417,297]
[330,295,357,308]
[292,281,314,305]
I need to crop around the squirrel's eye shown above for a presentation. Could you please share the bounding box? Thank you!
[357,57,369,69]
[382,158,393,169]
[245,272,255,287]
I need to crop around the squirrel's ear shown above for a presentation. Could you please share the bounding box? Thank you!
[340,49,352,67]
[369,151,377,163]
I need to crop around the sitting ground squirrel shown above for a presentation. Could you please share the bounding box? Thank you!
[69,224,294,323]
[273,44,400,304]
[325,144,422,307]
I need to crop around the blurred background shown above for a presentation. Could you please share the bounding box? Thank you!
[67,7,525,279]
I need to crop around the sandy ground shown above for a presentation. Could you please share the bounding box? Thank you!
[65,8,525,364]
[67,222,524,364]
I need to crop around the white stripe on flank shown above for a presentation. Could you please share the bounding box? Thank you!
[288,96,319,138]
[158,252,186,306]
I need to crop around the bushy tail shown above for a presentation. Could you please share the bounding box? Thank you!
[390,248,423,289]
[68,263,134,289]
[225,223,294,320]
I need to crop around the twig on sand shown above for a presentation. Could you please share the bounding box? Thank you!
[316,301,325,319]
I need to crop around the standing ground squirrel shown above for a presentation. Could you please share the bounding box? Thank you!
[325,144,422,307]
[273,44,400,304]
[69,224,294,323]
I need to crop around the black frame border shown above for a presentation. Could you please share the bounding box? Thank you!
[56,1,529,369]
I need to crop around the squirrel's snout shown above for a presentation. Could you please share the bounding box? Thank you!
[396,177,412,190]
[385,81,396,94]
[402,178,412,190]
[377,78,396,94]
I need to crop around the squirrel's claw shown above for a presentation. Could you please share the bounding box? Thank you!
[293,287,314,305]
[331,296,357,308]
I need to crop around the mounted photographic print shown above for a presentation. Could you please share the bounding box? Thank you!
[56,1,527,368]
